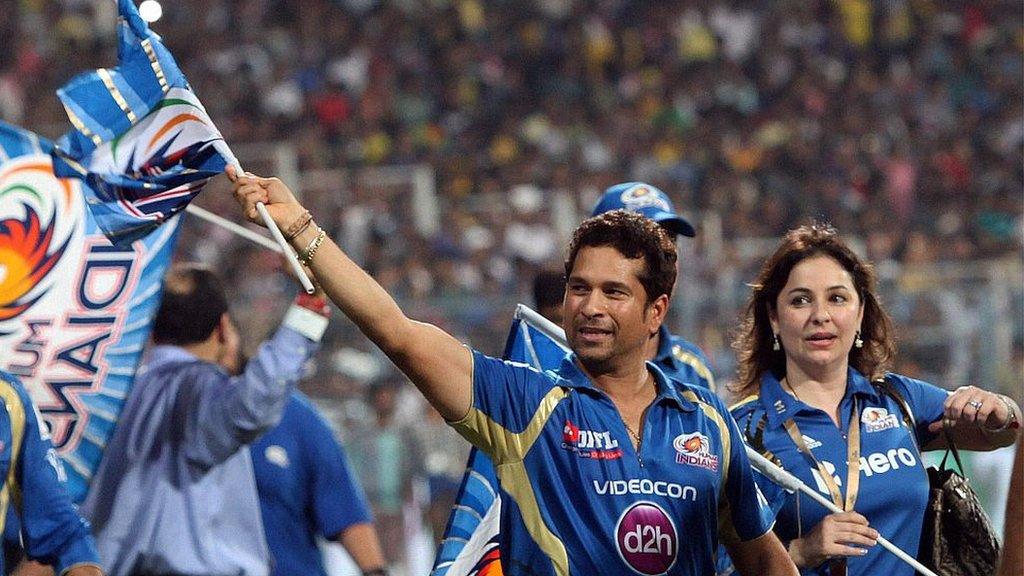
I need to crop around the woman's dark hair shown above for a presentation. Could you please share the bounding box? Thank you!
[730,222,895,398]
[152,263,229,346]
[564,210,677,305]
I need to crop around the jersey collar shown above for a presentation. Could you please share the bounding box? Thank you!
[556,353,696,412]
[760,367,880,428]
[653,325,677,370]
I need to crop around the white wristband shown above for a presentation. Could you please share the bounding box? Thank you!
[282,303,329,342]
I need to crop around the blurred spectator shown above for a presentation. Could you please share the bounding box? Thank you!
[251,391,389,576]
[531,268,565,325]
[345,378,423,574]
[80,264,329,575]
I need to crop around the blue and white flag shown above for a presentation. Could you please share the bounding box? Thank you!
[52,0,236,246]
[0,121,180,502]
[431,307,569,576]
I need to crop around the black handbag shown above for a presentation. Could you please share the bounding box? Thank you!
[875,378,1001,576]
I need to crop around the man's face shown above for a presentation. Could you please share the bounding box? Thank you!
[564,245,666,372]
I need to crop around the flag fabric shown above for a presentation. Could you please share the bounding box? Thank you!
[0,120,181,502]
[51,0,236,246]
[431,311,569,576]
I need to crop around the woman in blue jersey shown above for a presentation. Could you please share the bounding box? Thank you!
[728,222,1020,575]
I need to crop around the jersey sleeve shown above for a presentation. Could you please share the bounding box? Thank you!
[887,374,948,448]
[9,384,100,574]
[717,398,774,545]
[302,401,374,538]
[448,350,566,464]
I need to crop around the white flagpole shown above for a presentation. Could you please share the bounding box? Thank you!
[514,304,939,576]
[185,205,282,253]
[217,146,314,293]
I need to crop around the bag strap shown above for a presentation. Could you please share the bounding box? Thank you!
[873,376,965,474]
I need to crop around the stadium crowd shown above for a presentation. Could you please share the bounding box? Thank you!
[2,1,1021,573]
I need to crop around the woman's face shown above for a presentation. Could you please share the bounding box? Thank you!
[769,255,864,377]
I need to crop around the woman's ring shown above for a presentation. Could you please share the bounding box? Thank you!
[969,400,983,409]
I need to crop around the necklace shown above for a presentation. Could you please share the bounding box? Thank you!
[782,377,802,401]
[621,417,644,467]
[622,420,642,446]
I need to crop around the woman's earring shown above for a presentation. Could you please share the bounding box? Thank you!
[854,330,864,348]
[772,333,781,351]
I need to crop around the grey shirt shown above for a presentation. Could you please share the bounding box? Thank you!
[81,325,319,576]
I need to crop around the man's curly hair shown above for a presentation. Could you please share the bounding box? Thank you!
[564,210,677,305]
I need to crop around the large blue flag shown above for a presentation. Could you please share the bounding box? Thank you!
[51,0,236,246]
[432,306,569,576]
[0,121,181,502]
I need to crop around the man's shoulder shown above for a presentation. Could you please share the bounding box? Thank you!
[665,333,708,359]
[662,333,714,384]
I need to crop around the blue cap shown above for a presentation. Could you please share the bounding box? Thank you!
[591,182,695,237]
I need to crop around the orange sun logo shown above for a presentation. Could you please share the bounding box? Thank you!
[0,205,70,323]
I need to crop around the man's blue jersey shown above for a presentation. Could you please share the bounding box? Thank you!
[654,326,715,392]
[251,392,372,576]
[0,371,98,573]
[730,369,948,575]
[450,351,772,575]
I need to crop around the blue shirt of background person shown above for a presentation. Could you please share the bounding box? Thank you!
[592,182,715,392]
[250,392,374,576]
[0,371,100,575]
[80,263,328,576]
[724,222,1020,575]
[452,350,773,575]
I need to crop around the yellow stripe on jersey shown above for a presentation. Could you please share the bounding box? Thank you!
[729,394,760,412]
[672,345,716,391]
[497,460,570,575]
[0,377,27,538]
[681,389,741,543]
[451,386,571,575]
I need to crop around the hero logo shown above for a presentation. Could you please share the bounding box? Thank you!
[673,432,719,472]
[615,501,678,575]
[811,448,918,493]
[562,420,623,460]
[862,407,900,433]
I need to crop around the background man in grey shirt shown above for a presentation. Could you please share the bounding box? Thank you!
[81,263,330,576]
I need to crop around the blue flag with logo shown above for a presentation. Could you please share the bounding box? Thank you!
[0,120,181,502]
[51,0,236,246]
[431,308,569,576]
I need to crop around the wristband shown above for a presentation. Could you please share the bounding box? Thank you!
[283,297,329,341]
[284,210,312,240]
[295,292,331,317]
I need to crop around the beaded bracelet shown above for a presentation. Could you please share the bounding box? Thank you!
[298,228,327,266]
[283,210,313,240]
[984,395,1020,432]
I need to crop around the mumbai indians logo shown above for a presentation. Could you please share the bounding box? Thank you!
[468,540,502,576]
[862,407,900,433]
[620,184,671,212]
[0,159,76,328]
[673,432,719,472]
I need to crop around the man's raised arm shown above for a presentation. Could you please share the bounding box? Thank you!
[228,167,473,421]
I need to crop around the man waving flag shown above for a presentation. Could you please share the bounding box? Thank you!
[51,0,237,246]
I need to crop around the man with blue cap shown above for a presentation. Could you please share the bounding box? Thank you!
[592,182,715,392]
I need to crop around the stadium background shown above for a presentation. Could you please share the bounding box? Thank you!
[3,1,1021,574]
